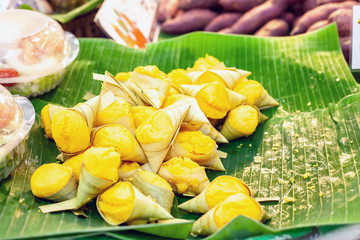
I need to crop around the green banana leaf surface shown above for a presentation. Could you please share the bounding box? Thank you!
[1,24,360,240]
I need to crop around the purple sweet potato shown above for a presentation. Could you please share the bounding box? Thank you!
[204,13,242,32]
[306,20,329,32]
[158,0,180,22]
[328,8,352,37]
[254,19,289,36]
[228,0,290,34]
[340,36,351,62]
[281,12,296,25]
[218,0,266,12]
[161,9,218,34]
[303,0,347,12]
[291,1,358,35]
[178,0,218,10]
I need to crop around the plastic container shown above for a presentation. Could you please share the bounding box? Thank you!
[0,9,79,97]
[0,85,35,181]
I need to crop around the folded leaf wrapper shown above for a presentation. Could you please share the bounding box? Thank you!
[178,175,255,213]
[127,170,174,212]
[164,95,228,144]
[39,147,121,213]
[181,83,246,119]
[128,68,170,109]
[166,131,225,171]
[187,68,251,89]
[191,193,270,236]
[94,72,146,106]
[91,125,146,164]
[136,105,190,173]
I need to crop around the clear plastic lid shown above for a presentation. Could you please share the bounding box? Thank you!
[0,9,79,84]
[0,84,35,159]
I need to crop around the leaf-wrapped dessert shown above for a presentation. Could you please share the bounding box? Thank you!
[95,91,135,135]
[94,72,145,107]
[130,106,156,129]
[178,175,254,213]
[51,108,91,156]
[233,80,279,109]
[168,69,192,88]
[162,94,228,144]
[191,193,270,236]
[220,105,266,141]
[181,82,246,119]
[31,163,77,202]
[166,131,225,171]
[92,125,147,164]
[96,181,173,225]
[118,161,142,180]
[187,68,251,89]
[40,104,64,139]
[135,105,190,173]
[188,54,227,72]
[127,170,175,212]
[62,152,85,183]
[158,156,210,196]
[127,66,170,109]
[39,147,121,213]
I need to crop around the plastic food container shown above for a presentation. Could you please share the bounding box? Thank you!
[0,85,35,181]
[0,9,79,97]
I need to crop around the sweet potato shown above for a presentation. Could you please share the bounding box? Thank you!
[306,20,329,32]
[291,1,358,35]
[161,9,218,34]
[303,0,347,12]
[328,8,352,37]
[281,12,296,25]
[340,36,351,62]
[228,0,290,34]
[178,0,218,10]
[254,19,289,36]
[218,0,266,12]
[204,13,242,32]
[158,0,180,22]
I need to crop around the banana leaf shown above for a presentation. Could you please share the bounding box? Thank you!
[1,24,360,240]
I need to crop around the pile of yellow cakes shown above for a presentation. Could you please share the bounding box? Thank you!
[30,55,278,236]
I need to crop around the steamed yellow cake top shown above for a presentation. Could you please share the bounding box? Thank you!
[83,147,121,182]
[52,109,90,153]
[135,110,173,144]
[31,163,73,198]
[196,82,231,119]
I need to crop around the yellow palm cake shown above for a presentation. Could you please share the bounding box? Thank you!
[62,152,85,182]
[130,106,156,129]
[128,170,174,212]
[118,161,141,180]
[181,82,246,119]
[31,163,76,202]
[95,96,135,134]
[166,131,225,171]
[52,109,90,154]
[97,181,173,225]
[233,80,278,109]
[115,71,131,82]
[39,147,121,213]
[192,193,270,236]
[158,157,210,196]
[135,106,189,173]
[92,125,146,163]
[221,105,263,141]
[178,175,254,213]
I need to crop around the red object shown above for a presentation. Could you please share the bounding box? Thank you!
[0,68,18,78]
[0,69,18,87]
